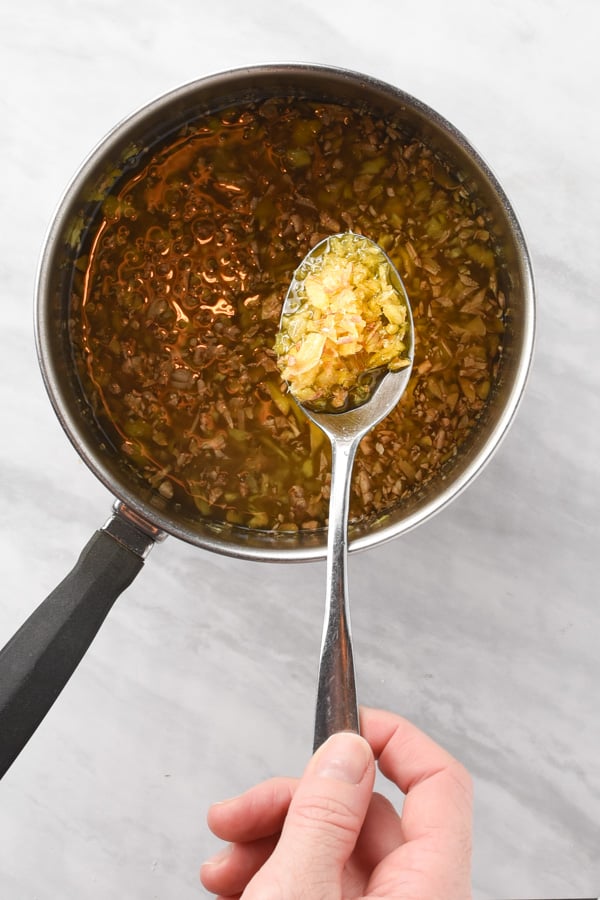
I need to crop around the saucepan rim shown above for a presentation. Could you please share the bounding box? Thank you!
[34,62,535,562]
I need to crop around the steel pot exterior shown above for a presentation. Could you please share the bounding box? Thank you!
[35,63,536,563]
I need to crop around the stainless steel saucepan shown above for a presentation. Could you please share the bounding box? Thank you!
[0,64,535,776]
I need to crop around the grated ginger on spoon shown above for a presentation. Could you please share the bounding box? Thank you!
[275,233,411,412]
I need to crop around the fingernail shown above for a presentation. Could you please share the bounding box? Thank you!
[312,732,372,784]
[211,793,241,806]
[201,844,233,868]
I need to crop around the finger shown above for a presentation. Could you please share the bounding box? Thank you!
[200,834,279,897]
[353,791,404,870]
[361,709,472,839]
[243,732,376,897]
[360,706,465,793]
[359,706,472,838]
[207,776,297,843]
[202,778,297,896]
[359,706,473,895]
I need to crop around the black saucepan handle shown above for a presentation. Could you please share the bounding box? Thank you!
[0,505,162,778]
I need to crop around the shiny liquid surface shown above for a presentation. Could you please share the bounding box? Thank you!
[70,98,507,532]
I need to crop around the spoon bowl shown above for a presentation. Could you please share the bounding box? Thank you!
[278,233,415,749]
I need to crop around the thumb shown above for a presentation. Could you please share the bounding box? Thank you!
[246,732,375,898]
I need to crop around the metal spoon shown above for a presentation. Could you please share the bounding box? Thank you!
[278,233,415,750]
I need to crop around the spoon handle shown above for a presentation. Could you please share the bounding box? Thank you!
[313,434,361,751]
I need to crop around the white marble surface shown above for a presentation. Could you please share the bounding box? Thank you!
[1,0,599,897]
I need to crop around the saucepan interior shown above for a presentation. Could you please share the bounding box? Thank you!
[35,64,535,562]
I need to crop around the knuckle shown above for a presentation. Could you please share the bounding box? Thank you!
[293,792,360,839]
[448,760,474,803]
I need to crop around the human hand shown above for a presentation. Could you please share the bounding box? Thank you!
[200,706,473,899]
